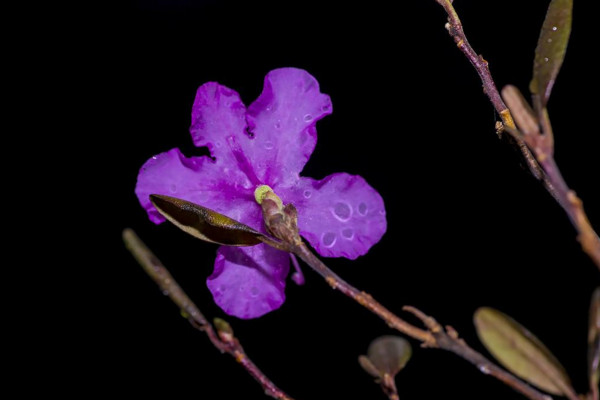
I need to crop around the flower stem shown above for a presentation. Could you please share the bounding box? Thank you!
[292,243,551,400]
[123,228,295,400]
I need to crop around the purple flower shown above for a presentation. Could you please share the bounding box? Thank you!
[136,68,386,319]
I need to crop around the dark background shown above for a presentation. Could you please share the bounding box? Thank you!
[83,1,599,398]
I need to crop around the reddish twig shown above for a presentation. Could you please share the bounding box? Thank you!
[433,0,547,182]
[434,0,600,271]
[122,228,294,400]
[501,86,600,271]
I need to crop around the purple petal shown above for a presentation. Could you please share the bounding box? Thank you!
[190,83,247,163]
[278,173,387,259]
[135,148,263,229]
[245,68,332,187]
[207,244,290,319]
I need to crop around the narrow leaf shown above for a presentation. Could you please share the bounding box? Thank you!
[150,194,264,246]
[530,0,573,105]
[474,307,573,395]
[589,288,600,395]
[365,336,412,378]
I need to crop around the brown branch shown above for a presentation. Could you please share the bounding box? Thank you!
[122,228,295,400]
[433,0,562,203]
[501,86,600,271]
[293,242,434,345]
[292,243,551,400]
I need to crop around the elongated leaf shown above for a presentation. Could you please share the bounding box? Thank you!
[360,336,412,378]
[474,307,572,395]
[589,288,600,393]
[150,194,264,246]
[530,0,573,105]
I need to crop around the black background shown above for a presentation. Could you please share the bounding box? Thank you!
[79,1,599,398]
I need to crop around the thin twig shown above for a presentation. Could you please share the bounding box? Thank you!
[433,0,561,201]
[292,243,551,400]
[434,0,600,271]
[122,228,295,400]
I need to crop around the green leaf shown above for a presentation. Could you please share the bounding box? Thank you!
[474,307,573,395]
[589,288,600,393]
[530,0,573,105]
[359,336,412,378]
[150,194,264,246]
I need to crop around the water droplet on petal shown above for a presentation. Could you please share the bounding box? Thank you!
[250,287,259,297]
[544,57,549,62]
[322,232,337,247]
[169,184,177,193]
[264,141,274,150]
[358,202,368,216]
[321,104,331,112]
[152,156,157,160]
[341,228,354,240]
[215,141,222,148]
[218,285,226,293]
[274,120,282,129]
[303,114,313,122]
[303,190,312,198]
[332,202,352,221]
[478,365,490,374]
[552,26,557,31]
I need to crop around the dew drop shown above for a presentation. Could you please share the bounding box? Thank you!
[358,202,368,216]
[321,104,331,112]
[322,232,337,247]
[552,26,557,31]
[218,285,226,293]
[547,38,552,43]
[152,156,157,160]
[332,202,352,221]
[303,190,312,198]
[303,114,313,122]
[478,365,490,374]
[250,287,259,297]
[544,57,549,62]
[274,120,282,129]
[169,184,177,193]
[215,141,222,148]
[341,228,354,240]
[264,141,274,150]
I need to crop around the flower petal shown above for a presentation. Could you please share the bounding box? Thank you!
[278,173,387,259]
[207,244,290,319]
[189,82,248,164]
[245,68,332,186]
[135,148,262,229]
